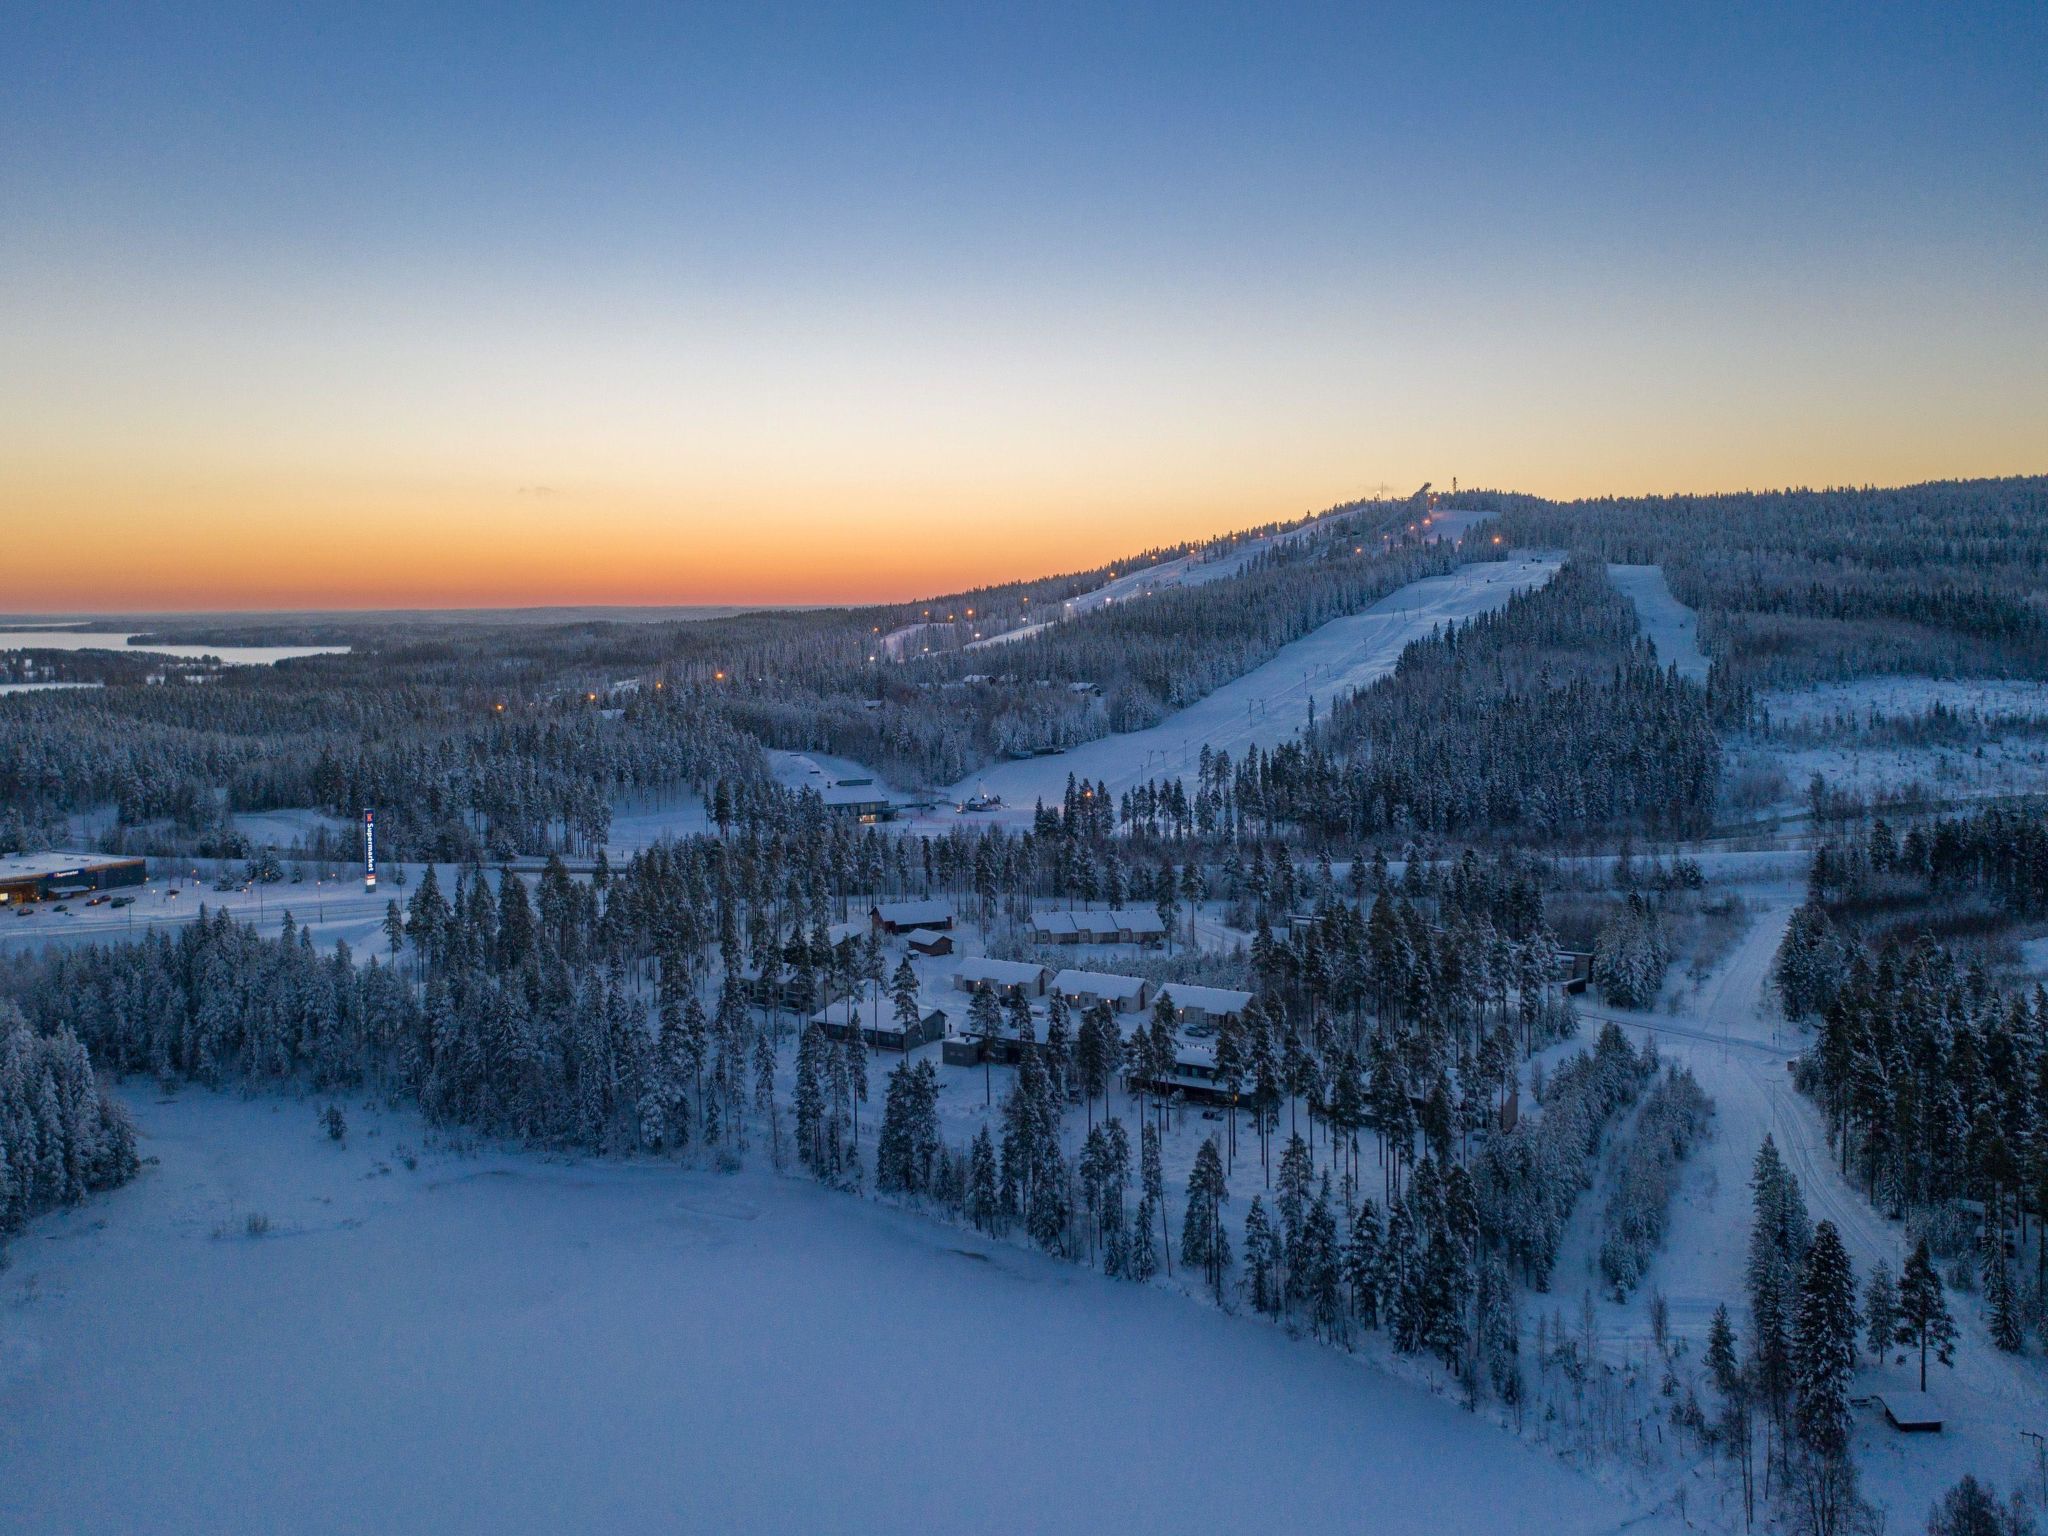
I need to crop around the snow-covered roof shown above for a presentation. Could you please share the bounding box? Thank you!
[873,899,952,926]
[0,851,144,880]
[1051,969,1147,1002]
[826,920,866,947]
[1029,906,1166,938]
[820,783,891,807]
[955,956,1049,987]
[902,927,951,946]
[1159,983,1253,1017]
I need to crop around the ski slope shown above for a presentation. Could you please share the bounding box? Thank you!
[0,1089,1666,1536]
[914,555,1559,827]
[967,502,1489,647]
[1606,565,1709,682]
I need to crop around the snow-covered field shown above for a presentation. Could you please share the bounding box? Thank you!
[1759,676,2048,730]
[228,806,349,848]
[1606,565,1709,682]
[0,1089,1663,1536]
[910,556,1560,828]
[1722,675,2048,820]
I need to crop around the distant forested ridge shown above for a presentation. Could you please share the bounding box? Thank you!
[1480,476,2048,686]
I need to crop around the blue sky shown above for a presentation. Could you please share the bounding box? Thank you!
[3,2,2044,606]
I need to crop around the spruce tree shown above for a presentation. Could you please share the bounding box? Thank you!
[1862,1260,1899,1362]
[1897,1237,1958,1392]
[1346,1198,1382,1330]
[1791,1221,1857,1459]
[967,1126,1001,1233]
[1244,1196,1279,1315]
[1986,1250,2023,1354]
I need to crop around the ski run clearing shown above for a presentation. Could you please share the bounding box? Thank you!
[915,554,1561,829]
[3,1090,1658,1536]
[1606,565,1710,683]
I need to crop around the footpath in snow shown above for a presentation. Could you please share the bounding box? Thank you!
[0,1089,1664,1536]
[914,555,1560,829]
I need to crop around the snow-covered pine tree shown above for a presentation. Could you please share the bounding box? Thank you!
[1897,1237,1957,1392]
[1790,1221,1857,1459]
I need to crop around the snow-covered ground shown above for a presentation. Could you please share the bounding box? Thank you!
[907,556,1560,828]
[1723,675,2048,820]
[1571,903,2048,1528]
[0,1089,1667,1536]
[228,807,349,848]
[0,867,399,960]
[960,502,1487,650]
[608,749,918,852]
[1607,565,1709,683]
[1758,676,2048,730]
[1729,737,2048,815]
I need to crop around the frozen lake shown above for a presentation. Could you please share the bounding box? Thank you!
[0,631,347,666]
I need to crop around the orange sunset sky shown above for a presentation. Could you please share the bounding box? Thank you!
[4,6,2044,612]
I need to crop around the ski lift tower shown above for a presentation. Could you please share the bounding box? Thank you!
[362,809,377,893]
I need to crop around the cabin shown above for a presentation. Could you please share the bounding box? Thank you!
[1125,1039,1239,1107]
[953,956,1050,1000]
[1875,1392,1943,1433]
[825,919,867,951]
[735,970,845,1014]
[809,998,949,1053]
[1555,950,1594,995]
[1156,982,1253,1031]
[1050,968,1151,1015]
[904,928,954,957]
[872,899,955,934]
[1028,910,1085,944]
[1108,908,1167,945]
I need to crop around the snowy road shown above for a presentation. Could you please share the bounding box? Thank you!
[911,555,1560,828]
[1567,901,2048,1524]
